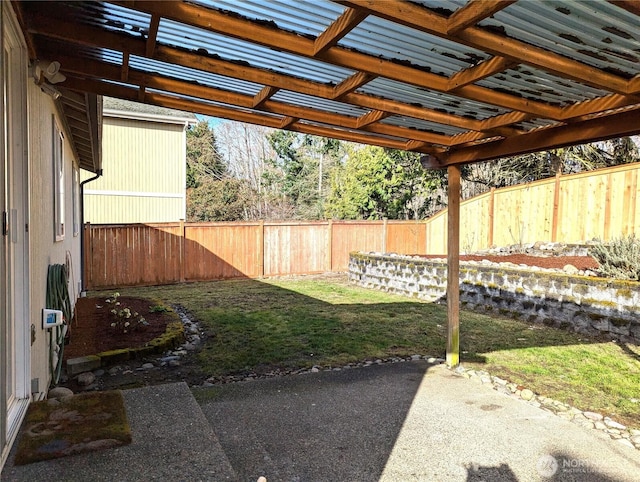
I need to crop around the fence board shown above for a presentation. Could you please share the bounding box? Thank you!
[386,221,427,255]
[264,222,328,276]
[184,223,262,280]
[330,221,384,271]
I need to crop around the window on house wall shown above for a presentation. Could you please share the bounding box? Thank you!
[52,116,64,241]
[72,165,79,237]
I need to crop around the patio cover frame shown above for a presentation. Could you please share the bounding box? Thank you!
[13,0,640,366]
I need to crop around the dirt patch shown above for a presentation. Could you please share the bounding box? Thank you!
[416,254,599,272]
[64,296,173,360]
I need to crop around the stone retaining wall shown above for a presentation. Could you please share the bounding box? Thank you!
[349,252,640,343]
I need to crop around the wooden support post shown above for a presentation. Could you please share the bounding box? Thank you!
[447,165,461,368]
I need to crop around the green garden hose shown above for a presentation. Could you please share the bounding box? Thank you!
[46,264,72,386]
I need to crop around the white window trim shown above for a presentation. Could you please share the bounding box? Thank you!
[52,117,64,242]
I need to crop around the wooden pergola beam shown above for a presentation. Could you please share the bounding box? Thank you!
[45,47,508,148]
[356,110,390,128]
[434,107,640,166]
[448,56,515,91]
[145,14,160,58]
[447,0,516,35]
[609,0,640,16]
[332,71,376,99]
[61,75,435,153]
[31,22,514,136]
[109,0,563,119]
[314,7,367,56]
[253,86,280,109]
[280,117,299,129]
[121,52,130,82]
[340,0,630,95]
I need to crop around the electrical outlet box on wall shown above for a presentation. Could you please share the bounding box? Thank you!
[42,308,63,328]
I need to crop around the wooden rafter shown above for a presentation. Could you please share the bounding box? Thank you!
[332,71,376,99]
[31,22,512,137]
[280,117,299,129]
[146,14,160,58]
[340,0,631,94]
[314,7,367,56]
[447,0,516,35]
[609,0,640,16]
[16,0,640,168]
[253,86,280,109]
[356,110,390,128]
[448,56,515,91]
[560,93,640,122]
[109,0,563,118]
[121,52,130,82]
[54,54,456,146]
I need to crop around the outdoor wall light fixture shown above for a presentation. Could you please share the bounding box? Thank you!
[31,60,65,100]
[32,60,66,84]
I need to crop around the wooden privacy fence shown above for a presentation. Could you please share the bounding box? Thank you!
[84,220,427,289]
[426,163,640,254]
[85,163,640,289]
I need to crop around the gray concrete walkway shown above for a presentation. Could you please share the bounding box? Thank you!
[1,383,236,481]
[2,361,640,481]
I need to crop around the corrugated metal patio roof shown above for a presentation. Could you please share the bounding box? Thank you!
[12,0,640,166]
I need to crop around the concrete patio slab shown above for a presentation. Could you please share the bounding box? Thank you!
[197,361,640,482]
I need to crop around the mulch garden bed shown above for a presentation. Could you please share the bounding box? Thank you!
[63,296,173,360]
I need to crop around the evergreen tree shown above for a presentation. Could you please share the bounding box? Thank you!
[325,145,427,220]
[263,132,344,219]
[186,120,226,188]
[186,120,257,221]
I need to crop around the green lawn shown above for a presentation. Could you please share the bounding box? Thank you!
[111,275,640,428]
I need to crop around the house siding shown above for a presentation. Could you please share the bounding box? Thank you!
[83,117,187,223]
[2,3,86,471]
[27,82,83,398]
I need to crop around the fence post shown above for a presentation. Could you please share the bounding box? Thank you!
[179,220,185,282]
[551,171,561,242]
[604,173,613,241]
[383,218,388,253]
[488,188,495,247]
[327,219,333,272]
[83,222,91,290]
[629,170,638,236]
[259,220,265,277]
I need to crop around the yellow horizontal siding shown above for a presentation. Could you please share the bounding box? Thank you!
[84,194,185,224]
[82,116,186,223]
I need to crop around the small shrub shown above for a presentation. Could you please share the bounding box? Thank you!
[589,235,640,281]
[149,304,170,313]
[105,292,149,334]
